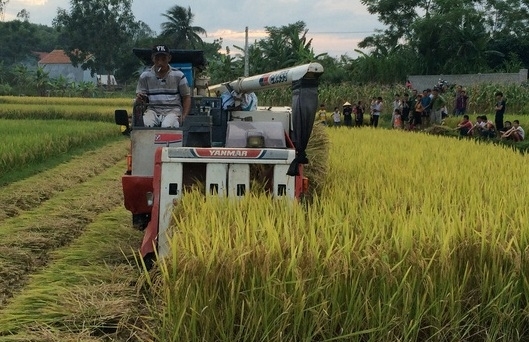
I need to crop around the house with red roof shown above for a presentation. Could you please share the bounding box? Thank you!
[38,49,97,84]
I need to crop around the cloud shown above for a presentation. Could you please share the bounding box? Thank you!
[14,0,47,5]
[4,0,383,58]
[207,29,268,41]
[3,13,17,21]
[204,27,371,58]
[311,34,367,58]
[316,0,372,14]
[5,0,53,22]
[187,0,383,57]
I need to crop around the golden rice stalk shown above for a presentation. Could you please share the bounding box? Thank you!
[303,122,330,200]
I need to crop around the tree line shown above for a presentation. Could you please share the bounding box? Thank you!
[0,0,528,97]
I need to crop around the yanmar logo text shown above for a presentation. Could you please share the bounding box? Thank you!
[194,148,263,158]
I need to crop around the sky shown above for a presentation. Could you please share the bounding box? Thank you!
[3,0,385,58]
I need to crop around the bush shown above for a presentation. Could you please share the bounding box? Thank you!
[0,83,12,95]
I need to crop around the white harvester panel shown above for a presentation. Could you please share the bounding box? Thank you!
[206,163,228,196]
[158,146,296,198]
[228,164,250,197]
[156,146,297,255]
[231,110,291,135]
[225,121,286,148]
[157,161,183,257]
[131,129,183,176]
[273,164,295,197]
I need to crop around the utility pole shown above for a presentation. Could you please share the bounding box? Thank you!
[244,26,249,77]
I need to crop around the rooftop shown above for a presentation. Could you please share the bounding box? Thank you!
[38,50,72,64]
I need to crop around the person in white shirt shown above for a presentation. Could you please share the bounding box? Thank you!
[371,97,383,128]
[136,44,191,128]
[332,107,341,126]
[391,93,402,128]
[501,119,525,141]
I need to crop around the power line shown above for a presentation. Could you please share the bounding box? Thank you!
[204,31,377,40]
[310,31,377,34]
[204,29,379,37]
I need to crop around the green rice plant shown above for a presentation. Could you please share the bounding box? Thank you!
[0,104,125,122]
[0,96,132,107]
[0,119,120,178]
[0,96,133,122]
[140,127,529,341]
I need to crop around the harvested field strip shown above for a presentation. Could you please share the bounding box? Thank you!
[0,136,127,186]
[0,139,129,222]
[0,161,128,308]
[0,120,121,176]
[0,208,143,341]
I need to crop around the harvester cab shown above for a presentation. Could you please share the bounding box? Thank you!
[115,48,324,262]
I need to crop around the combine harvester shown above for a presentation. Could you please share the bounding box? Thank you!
[115,48,324,264]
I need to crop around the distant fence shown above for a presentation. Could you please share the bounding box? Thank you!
[408,69,528,92]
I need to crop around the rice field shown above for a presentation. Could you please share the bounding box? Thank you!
[142,127,529,341]
[0,97,132,106]
[1,95,529,341]
[0,105,118,121]
[0,96,133,121]
[0,119,121,178]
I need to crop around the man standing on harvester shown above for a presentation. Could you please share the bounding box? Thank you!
[136,44,191,127]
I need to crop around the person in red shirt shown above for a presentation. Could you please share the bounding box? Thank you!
[455,114,473,136]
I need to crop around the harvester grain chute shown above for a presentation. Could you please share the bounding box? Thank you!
[115,48,324,264]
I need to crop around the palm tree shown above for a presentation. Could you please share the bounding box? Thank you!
[12,64,33,95]
[257,21,317,70]
[34,66,51,96]
[160,5,207,49]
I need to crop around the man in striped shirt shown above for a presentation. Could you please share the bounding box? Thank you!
[136,45,191,127]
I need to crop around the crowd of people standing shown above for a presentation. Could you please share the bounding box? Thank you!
[318,85,523,142]
[320,98,381,128]
[320,87,450,129]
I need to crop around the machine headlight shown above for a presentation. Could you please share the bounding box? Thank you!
[146,192,154,206]
[246,131,265,148]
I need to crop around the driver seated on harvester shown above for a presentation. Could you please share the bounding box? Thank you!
[135,44,191,127]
